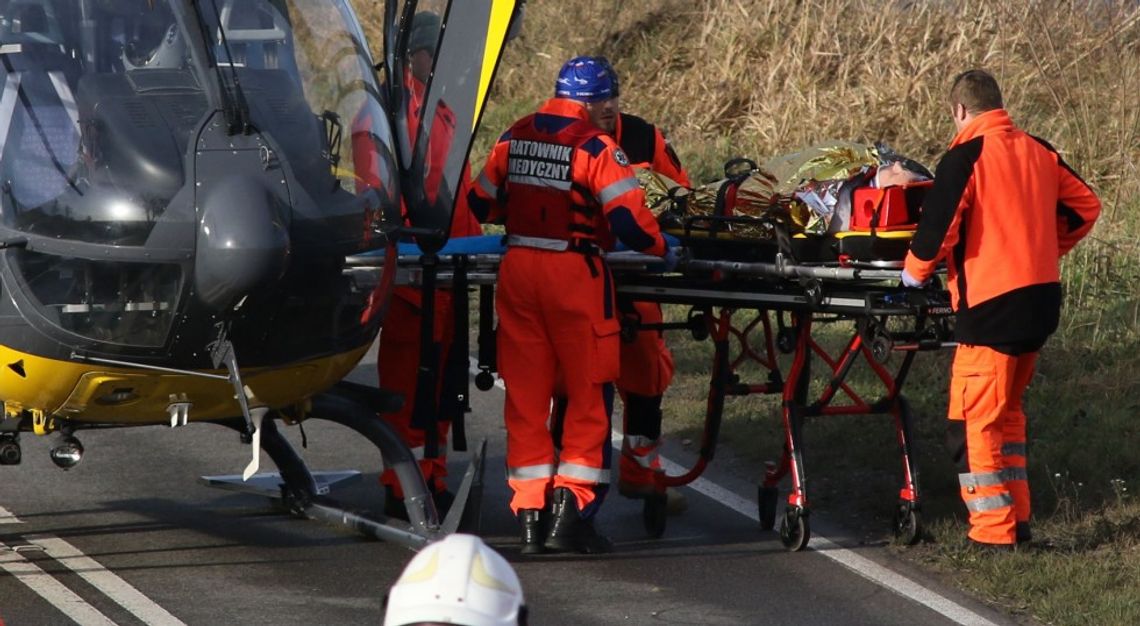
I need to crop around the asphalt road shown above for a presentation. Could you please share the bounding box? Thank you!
[0,342,1014,625]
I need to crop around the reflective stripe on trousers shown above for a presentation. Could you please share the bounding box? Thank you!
[498,248,617,515]
[949,344,1037,544]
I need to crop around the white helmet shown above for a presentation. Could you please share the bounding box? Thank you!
[383,534,527,626]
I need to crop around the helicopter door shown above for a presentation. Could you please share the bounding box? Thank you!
[387,0,522,254]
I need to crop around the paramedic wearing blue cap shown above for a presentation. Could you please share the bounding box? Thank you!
[547,56,692,514]
[468,56,672,554]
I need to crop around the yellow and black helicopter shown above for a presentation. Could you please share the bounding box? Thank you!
[0,0,521,548]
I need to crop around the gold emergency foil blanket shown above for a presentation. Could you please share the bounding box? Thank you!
[640,142,897,239]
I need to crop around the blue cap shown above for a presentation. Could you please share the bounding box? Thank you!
[554,55,619,103]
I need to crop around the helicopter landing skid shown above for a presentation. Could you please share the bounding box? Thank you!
[198,470,362,498]
[203,387,485,550]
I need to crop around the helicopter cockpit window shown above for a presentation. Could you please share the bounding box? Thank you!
[196,0,398,243]
[0,0,207,247]
[0,0,64,46]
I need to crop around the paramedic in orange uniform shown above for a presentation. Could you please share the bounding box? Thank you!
[373,11,482,519]
[902,69,1100,549]
[468,56,674,554]
[580,57,691,511]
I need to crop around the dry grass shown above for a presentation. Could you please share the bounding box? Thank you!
[358,0,1140,325]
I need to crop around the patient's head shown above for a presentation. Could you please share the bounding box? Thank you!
[876,160,929,188]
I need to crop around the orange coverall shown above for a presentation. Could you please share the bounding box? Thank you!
[371,71,481,499]
[609,113,691,494]
[904,108,1100,545]
[468,98,668,517]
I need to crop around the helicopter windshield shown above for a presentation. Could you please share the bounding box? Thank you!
[0,0,398,348]
[0,0,397,248]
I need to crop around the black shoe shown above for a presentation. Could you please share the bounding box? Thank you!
[518,509,546,555]
[545,487,613,554]
[1015,521,1032,544]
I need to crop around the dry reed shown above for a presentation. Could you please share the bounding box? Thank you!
[357,0,1140,337]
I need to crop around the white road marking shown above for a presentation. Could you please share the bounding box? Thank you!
[653,454,1000,626]
[0,505,22,524]
[0,508,184,624]
[467,359,997,625]
[0,543,117,626]
[26,535,187,626]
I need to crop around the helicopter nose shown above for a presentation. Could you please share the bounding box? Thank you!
[194,176,291,311]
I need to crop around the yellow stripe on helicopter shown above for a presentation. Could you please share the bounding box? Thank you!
[0,343,369,431]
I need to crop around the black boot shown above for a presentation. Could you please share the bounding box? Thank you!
[545,487,613,554]
[1016,521,1032,545]
[518,509,546,555]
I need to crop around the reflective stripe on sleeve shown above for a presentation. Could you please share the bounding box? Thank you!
[409,446,425,461]
[508,464,555,480]
[477,172,499,197]
[597,176,640,205]
[964,493,1014,513]
[556,462,609,484]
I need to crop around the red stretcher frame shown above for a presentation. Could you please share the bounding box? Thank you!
[610,259,955,551]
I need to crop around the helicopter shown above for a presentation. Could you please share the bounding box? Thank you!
[0,0,522,548]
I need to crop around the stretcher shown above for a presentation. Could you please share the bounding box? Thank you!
[347,225,955,552]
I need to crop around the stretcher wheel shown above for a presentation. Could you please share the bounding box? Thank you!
[687,309,709,341]
[779,507,810,551]
[757,486,779,531]
[643,494,668,539]
[870,334,892,363]
[475,370,495,391]
[776,327,796,354]
[893,502,922,545]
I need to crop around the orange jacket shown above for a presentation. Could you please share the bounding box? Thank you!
[593,113,690,251]
[904,109,1100,345]
[615,113,691,188]
[469,98,667,256]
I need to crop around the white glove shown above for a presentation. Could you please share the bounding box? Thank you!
[901,268,927,288]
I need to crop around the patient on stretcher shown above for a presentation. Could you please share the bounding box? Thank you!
[644,142,933,262]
